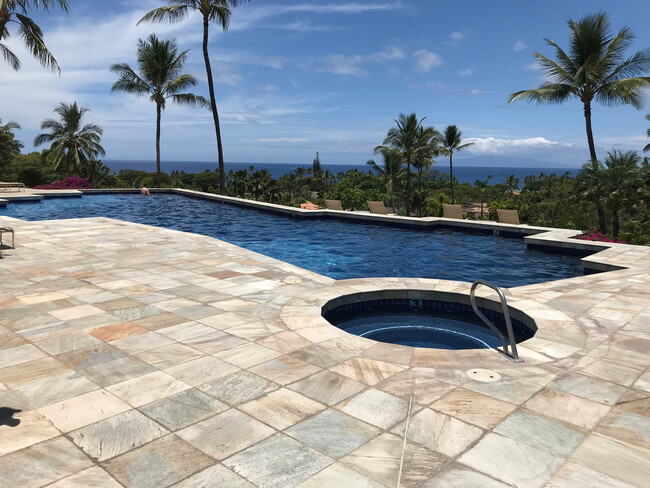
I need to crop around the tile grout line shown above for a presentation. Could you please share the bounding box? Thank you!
[396,377,416,488]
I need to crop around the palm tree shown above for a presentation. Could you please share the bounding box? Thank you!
[644,114,650,152]
[0,119,23,166]
[601,150,641,237]
[509,11,650,233]
[376,113,435,216]
[1,0,68,73]
[440,125,474,204]
[505,174,520,193]
[34,102,105,174]
[412,125,441,216]
[474,175,492,220]
[111,34,208,187]
[139,0,250,195]
[367,148,404,210]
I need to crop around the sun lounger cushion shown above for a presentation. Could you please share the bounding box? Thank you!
[497,209,520,225]
[442,204,463,220]
[325,200,344,211]
[368,201,387,215]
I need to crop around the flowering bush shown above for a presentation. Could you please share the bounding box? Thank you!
[572,229,627,244]
[34,177,93,190]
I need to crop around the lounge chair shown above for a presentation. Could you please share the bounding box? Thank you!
[325,200,344,211]
[497,209,520,225]
[0,182,25,192]
[0,227,14,248]
[368,201,388,215]
[443,204,463,220]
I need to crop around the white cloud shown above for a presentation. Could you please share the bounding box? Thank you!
[458,68,473,76]
[413,49,442,73]
[514,40,527,51]
[321,46,404,76]
[230,2,404,31]
[255,138,309,143]
[464,136,562,154]
[469,87,483,95]
[446,32,466,46]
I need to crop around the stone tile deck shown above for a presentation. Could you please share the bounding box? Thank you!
[0,214,648,487]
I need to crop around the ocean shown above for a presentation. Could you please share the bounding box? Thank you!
[104,160,581,185]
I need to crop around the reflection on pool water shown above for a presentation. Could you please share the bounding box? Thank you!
[335,313,503,349]
[0,193,587,286]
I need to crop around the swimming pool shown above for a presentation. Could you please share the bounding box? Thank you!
[0,193,586,286]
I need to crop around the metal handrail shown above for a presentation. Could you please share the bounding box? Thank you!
[470,280,523,363]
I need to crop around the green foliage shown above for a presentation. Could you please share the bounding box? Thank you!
[0,0,69,73]
[33,102,105,174]
[0,119,23,168]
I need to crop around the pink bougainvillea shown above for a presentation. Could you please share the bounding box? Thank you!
[34,177,92,190]
[571,230,627,244]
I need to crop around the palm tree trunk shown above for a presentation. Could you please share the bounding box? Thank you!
[612,208,619,237]
[156,103,161,188]
[418,168,423,217]
[202,14,225,195]
[449,152,454,204]
[406,160,411,216]
[583,100,607,233]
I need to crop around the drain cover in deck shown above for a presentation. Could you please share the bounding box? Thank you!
[467,369,501,382]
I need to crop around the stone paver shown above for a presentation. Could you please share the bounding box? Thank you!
[1,203,649,487]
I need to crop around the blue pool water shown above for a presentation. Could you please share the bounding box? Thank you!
[331,313,504,349]
[0,193,586,286]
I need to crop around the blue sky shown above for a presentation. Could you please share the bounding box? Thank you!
[2,0,650,168]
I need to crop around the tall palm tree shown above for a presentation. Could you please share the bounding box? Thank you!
[34,102,105,174]
[139,0,250,195]
[509,11,650,232]
[0,0,68,73]
[367,148,404,210]
[440,125,474,204]
[376,113,435,216]
[601,150,641,237]
[111,34,208,187]
[644,114,650,152]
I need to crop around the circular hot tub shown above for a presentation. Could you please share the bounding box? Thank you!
[323,295,536,350]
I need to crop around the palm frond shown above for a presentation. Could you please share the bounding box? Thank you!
[164,73,198,94]
[544,39,575,76]
[509,83,573,104]
[596,77,650,108]
[601,49,650,83]
[138,5,189,24]
[15,12,59,73]
[170,93,210,108]
[534,51,575,85]
[207,5,231,30]
[0,42,20,70]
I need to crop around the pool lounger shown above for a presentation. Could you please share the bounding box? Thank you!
[325,199,344,211]
[0,182,25,192]
[497,209,520,225]
[0,227,14,248]
[443,204,464,220]
[368,201,396,215]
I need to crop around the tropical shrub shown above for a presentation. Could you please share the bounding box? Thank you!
[35,176,92,190]
[572,230,627,244]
